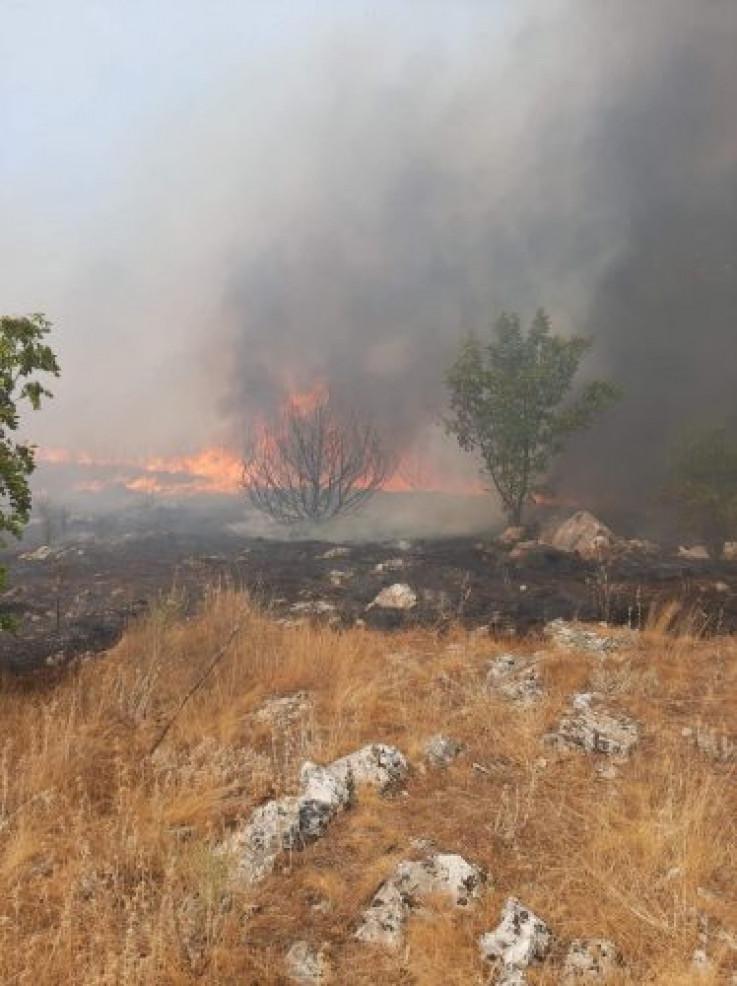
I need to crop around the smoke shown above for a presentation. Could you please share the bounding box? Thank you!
[3,1,737,513]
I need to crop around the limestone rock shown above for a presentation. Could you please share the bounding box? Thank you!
[424,734,464,767]
[486,654,544,704]
[285,940,330,983]
[323,743,409,793]
[479,897,552,972]
[227,744,407,882]
[368,583,417,610]
[320,545,350,559]
[677,544,710,560]
[562,939,622,981]
[544,619,625,656]
[356,853,485,949]
[372,558,406,574]
[547,692,640,757]
[547,511,615,560]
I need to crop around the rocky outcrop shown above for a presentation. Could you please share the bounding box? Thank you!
[479,898,552,982]
[486,653,544,704]
[226,744,408,882]
[368,583,417,610]
[356,853,485,949]
[546,693,640,757]
[562,939,622,981]
[547,511,616,560]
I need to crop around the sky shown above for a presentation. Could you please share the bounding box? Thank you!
[1,0,513,456]
[2,1,737,514]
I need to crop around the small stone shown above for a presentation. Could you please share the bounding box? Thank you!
[368,583,417,610]
[285,940,330,983]
[562,938,622,981]
[486,654,544,704]
[320,545,350,559]
[479,897,552,970]
[544,620,626,656]
[424,734,464,767]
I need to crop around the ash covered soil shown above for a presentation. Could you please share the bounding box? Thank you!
[3,510,737,672]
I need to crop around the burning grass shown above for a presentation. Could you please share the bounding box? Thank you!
[1,590,736,983]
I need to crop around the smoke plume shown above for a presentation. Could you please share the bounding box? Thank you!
[2,1,736,514]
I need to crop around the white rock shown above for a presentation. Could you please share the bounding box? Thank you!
[356,853,485,949]
[325,743,409,793]
[544,619,625,656]
[678,544,710,560]
[424,734,464,767]
[487,654,544,704]
[227,744,407,882]
[290,600,337,615]
[372,557,406,574]
[562,938,622,981]
[285,940,329,983]
[547,511,615,560]
[328,569,352,587]
[20,544,54,561]
[368,583,417,611]
[320,545,350,559]
[479,897,552,970]
[547,693,640,757]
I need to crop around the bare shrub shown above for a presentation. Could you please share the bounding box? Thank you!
[242,398,396,525]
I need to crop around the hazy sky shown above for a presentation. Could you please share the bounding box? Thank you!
[3,1,736,512]
[2,1,518,456]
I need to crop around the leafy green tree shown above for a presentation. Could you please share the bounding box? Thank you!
[445,309,619,525]
[0,315,60,625]
[664,427,737,556]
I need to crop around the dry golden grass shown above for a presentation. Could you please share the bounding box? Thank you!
[1,587,736,983]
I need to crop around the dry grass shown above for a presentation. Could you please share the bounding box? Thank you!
[1,587,736,983]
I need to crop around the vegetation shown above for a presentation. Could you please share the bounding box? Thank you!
[0,590,734,983]
[0,315,60,623]
[242,397,395,525]
[445,310,619,524]
[665,427,737,555]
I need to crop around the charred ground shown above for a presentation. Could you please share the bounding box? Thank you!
[3,512,737,673]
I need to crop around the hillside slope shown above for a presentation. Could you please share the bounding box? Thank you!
[1,591,736,983]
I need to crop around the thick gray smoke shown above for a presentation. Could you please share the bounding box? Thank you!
[3,1,737,517]
[220,0,737,511]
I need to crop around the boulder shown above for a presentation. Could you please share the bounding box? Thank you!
[486,654,544,704]
[356,853,485,949]
[285,940,330,983]
[368,583,417,610]
[547,511,616,560]
[372,557,406,574]
[562,939,622,981]
[254,691,312,729]
[424,734,464,767]
[546,693,640,757]
[479,898,552,974]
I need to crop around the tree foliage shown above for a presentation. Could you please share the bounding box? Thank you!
[445,309,619,524]
[242,398,396,526]
[664,427,737,555]
[0,314,60,625]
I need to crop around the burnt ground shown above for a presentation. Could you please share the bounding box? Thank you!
[2,526,737,672]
